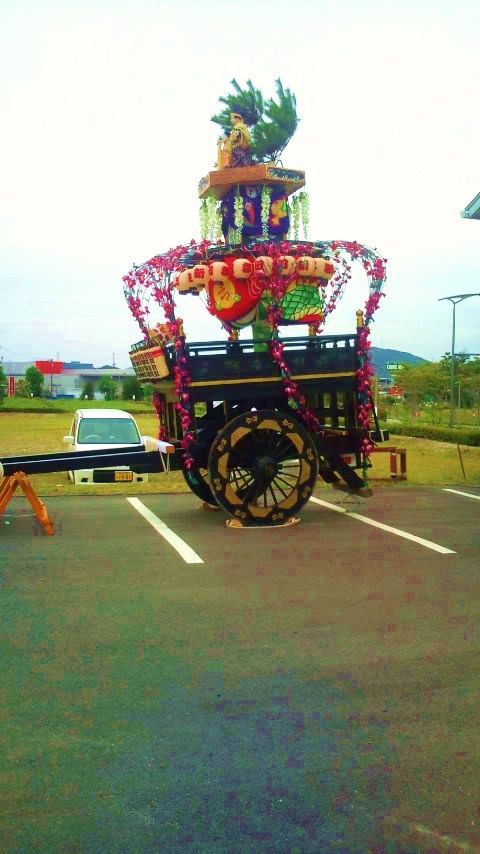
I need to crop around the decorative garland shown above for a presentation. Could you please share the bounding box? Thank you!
[233,187,244,231]
[299,192,310,239]
[123,243,204,467]
[289,192,310,240]
[152,390,167,440]
[123,238,386,472]
[261,186,272,238]
[199,198,222,242]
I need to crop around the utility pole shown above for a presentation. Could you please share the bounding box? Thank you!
[438,293,480,427]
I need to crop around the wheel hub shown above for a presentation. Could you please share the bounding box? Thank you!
[255,456,278,485]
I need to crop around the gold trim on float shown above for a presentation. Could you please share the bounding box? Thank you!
[230,426,252,445]
[285,431,304,453]
[217,453,229,479]
[298,459,312,485]
[189,372,356,388]
[257,418,282,431]
[247,505,273,518]
[276,489,300,510]
[224,482,245,505]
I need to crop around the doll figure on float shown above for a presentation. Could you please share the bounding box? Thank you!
[216,106,255,169]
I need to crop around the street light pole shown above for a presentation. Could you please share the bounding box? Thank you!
[438,293,480,428]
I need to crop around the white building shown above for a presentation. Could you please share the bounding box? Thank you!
[2,359,137,398]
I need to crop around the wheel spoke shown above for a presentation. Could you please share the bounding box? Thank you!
[243,479,262,504]
[265,430,282,456]
[275,445,300,464]
[279,461,300,472]
[270,479,290,499]
[269,435,295,461]
[230,467,253,491]
[229,446,257,468]
[268,484,280,504]
[277,467,299,479]
[277,464,300,478]
[229,468,258,501]
[237,431,292,465]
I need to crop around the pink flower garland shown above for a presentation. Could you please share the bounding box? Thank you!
[152,390,167,440]
[123,238,387,472]
[123,241,209,466]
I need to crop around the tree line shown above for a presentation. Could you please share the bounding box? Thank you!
[0,364,151,404]
[386,354,480,416]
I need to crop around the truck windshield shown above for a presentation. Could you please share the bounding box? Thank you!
[77,419,140,444]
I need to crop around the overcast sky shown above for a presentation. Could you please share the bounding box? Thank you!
[1,0,479,369]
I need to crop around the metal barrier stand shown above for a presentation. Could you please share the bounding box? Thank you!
[0,471,54,535]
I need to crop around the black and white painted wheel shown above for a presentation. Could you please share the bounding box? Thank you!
[208,410,318,526]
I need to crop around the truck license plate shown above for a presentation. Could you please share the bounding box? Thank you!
[115,471,133,482]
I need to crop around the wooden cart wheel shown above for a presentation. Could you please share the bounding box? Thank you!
[208,410,318,526]
[182,464,216,507]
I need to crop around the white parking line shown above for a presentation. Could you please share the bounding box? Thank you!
[443,488,480,501]
[126,497,204,564]
[309,496,456,555]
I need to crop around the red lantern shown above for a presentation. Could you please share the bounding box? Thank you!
[314,258,336,279]
[192,264,209,286]
[296,256,316,277]
[176,269,193,292]
[232,258,253,279]
[254,256,273,277]
[209,261,229,282]
[278,255,296,276]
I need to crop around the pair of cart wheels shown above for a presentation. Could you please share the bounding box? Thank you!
[183,409,319,526]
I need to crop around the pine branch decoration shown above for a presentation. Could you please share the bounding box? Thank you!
[253,79,299,163]
[210,79,264,133]
[211,78,299,164]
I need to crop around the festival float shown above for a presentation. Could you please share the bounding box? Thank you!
[0,80,388,533]
[123,79,388,527]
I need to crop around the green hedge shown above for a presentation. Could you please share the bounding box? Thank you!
[385,423,480,446]
[0,398,154,415]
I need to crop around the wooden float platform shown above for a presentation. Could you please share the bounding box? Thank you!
[198,164,306,200]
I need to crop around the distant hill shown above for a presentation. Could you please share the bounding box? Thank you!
[370,347,428,378]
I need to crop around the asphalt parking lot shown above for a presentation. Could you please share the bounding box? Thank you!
[1,483,480,853]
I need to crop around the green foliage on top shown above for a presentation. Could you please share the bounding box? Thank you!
[212,79,264,130]
[252,80,299,163]
[211,78,299,163]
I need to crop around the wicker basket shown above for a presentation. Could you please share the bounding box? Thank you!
[129,345,170,381]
